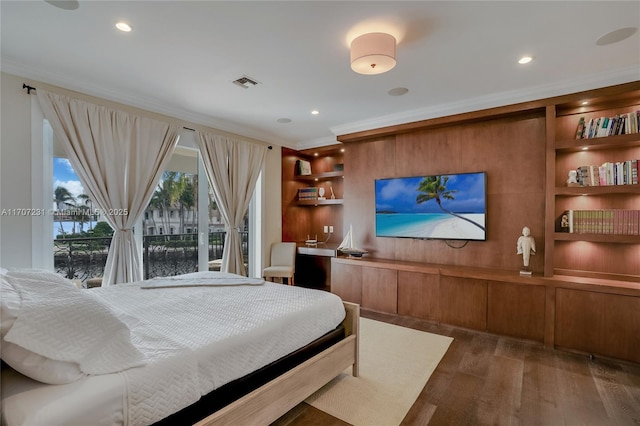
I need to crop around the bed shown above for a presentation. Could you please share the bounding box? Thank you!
[1,269,359,426]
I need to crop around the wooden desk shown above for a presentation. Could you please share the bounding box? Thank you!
[295,242,340,290]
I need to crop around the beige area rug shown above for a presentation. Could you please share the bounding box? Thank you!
[305,318,453,426]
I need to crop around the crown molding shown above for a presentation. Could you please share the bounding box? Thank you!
[329,66,640,137]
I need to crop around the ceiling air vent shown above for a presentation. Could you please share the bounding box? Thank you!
[232,75,260,89]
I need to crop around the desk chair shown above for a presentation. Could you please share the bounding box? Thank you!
[262,242,296,285]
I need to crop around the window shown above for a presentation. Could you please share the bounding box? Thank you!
[36,108,262,281]
[51,130,112,283]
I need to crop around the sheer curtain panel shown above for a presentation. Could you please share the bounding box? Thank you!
[197,133,267,276]
[37,90,180,285]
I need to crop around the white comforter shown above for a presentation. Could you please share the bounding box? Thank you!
[90,272,346,426]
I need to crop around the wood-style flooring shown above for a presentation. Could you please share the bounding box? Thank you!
[274,309,640,426]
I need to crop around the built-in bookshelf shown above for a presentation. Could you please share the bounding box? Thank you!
[282,145,344,244]
[546,83,640,282]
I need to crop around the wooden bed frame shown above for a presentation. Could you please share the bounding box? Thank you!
[195,301,360,426]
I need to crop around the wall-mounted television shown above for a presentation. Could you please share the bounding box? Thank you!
[375,172,487,241]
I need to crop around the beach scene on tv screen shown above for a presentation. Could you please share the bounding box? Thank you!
[375,173,486,240]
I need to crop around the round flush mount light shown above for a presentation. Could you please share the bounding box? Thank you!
[596,27,637,46]
[351,32,397,75]
[518,56,533,64]
[115,22,132,32]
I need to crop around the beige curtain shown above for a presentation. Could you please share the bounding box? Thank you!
[37,90,180,286]
[197,133,267,275]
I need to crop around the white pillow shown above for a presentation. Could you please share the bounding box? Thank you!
[1,269,74,338]
[1,340,85,384]
[4,276,146,376]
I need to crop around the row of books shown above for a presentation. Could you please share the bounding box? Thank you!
[574,112,639,139]
[298,187,318,200]
[573,160,638,186]
[557,209,640,235]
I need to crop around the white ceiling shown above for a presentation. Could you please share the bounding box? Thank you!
[2,1,639,150]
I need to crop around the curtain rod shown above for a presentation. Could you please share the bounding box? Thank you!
[23,83,36,94]
[23,83,272,150]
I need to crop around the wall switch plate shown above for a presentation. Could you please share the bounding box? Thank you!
[323,225,329,233]
[329,226,334,233]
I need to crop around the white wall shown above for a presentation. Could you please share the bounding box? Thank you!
[0,72,284,270]
[0,72,34,267]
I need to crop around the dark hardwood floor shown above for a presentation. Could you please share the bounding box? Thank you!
[274,309,640,426]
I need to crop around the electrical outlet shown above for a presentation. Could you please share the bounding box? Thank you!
[323,225,329,233]
[329,226,334,233]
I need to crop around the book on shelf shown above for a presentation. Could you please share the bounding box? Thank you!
[297,187,317,200]
[574,111,640,139]
[571,159,638,186]
[558,209,639,235]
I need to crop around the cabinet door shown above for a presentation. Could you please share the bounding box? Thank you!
[398,271,439,320]
[362,267,397,314]
[330,261,362,305]
[487,281,545,342]
[439,276,487,330]
[555,288,640,363]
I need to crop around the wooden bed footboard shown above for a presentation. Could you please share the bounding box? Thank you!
[195,301,360,426]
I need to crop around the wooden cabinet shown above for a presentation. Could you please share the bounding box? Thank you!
[361,266,397,314]
[487,281,546,342]
[330,261,362,305]
[439,276,487,331]
[397,271,439,321]
[545,85,640,281]
[331,256,640,362]
[555,288,640,363]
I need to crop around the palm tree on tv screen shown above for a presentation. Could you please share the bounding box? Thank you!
[416,175,485,231]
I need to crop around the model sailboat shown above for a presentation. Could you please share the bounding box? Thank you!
[338,224,368,257]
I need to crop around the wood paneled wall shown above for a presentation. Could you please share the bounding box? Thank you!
[342,112,547,273]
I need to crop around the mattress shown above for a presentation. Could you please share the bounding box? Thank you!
[1,272,346,426]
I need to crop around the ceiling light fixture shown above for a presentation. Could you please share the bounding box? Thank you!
[311,110,319,115]
[350,32,396,75]
[115,22,132,32]
[518,56,533,64]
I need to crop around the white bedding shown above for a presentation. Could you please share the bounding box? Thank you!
[1,272,346,426]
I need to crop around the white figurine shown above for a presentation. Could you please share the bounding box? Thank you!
[516,226,536,275]
[318,187,326,200]
[567,170,578,186]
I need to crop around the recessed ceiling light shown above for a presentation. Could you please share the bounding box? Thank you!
[311,110,319,115]
[115,22,132,32]
[388,87,409,96]
[518,56,533,64]
[314,153,319,156]
[581,101,589,105]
